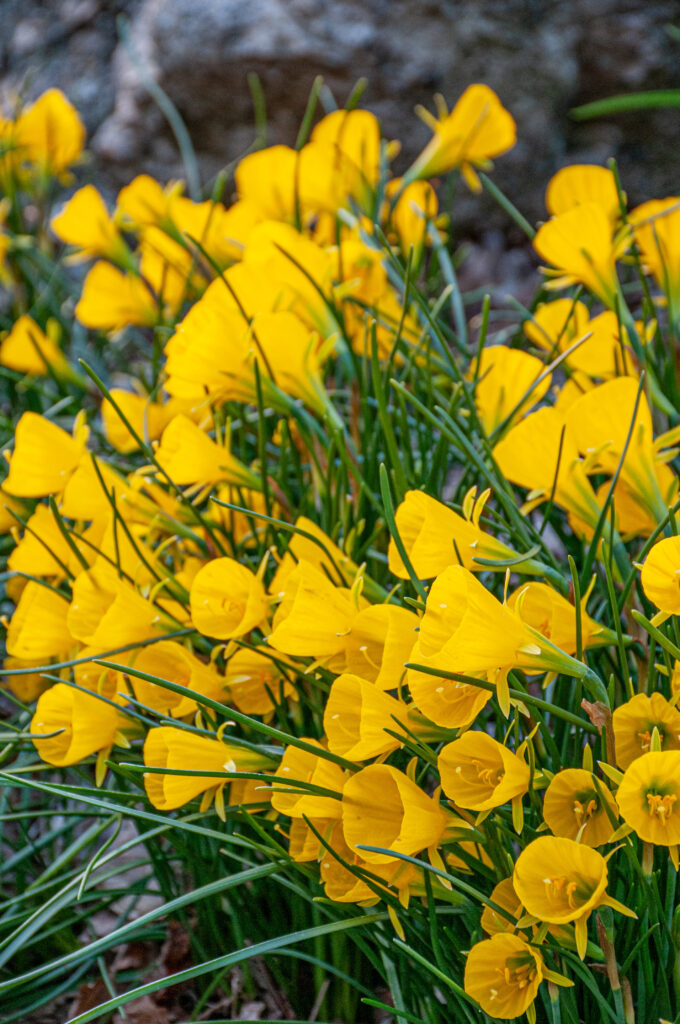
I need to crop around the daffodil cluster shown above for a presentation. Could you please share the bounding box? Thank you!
[4,81,680,1023]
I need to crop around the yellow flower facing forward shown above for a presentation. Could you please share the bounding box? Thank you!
[513,836,632,957]
[190,557,268,640]
[438,732,529,812]
[5,580,75,661]
[545,164,622,223]
[507,581,613,657]
[471,345,550,435]
[13,88,85,177]
[323,673,413,761]
[3,410,88,498]
[407,84,516,189]
[640,535,680,616]
[0,315,68,377]
[565,376,676,526]
[51,186,128,264]
[630,198,680,319]
[388,488,518,580]
[612,692,680,768]
[143,725,272,812]
[464,933,547,1021]
[543,768,618,846]
[617,749,680,845]
[533,202,630,307]
[154,414,261,493]
[32,683,126,767]
[342,762,447,864]
[410,565,587,716]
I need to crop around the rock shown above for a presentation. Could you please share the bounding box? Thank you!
[2,0,680,230]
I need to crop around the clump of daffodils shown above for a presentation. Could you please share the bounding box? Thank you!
[4,80,680,1023]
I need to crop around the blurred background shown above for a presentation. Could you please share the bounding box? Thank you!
[3,0,680,297]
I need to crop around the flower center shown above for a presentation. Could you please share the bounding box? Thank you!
[500,955,538,991]
[543,875,579,909]
[647,791,677,825]
[637,728,664,753]
[573,797,597,824]
[469,758,504,788]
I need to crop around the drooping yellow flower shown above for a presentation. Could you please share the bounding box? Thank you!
[543,768,618,846]
[310,108,384,196]
[612,692,680,768]
[101,389,197,454]
[629,198,680,319]
[323,673,412,761]
[388,488,518,580]
[67,561,173,649]
[480,877,524,936]
[3,410,88,498]
[270,739,346,820]
[143,725,272,811]
[223,646,295,714]
[342,762,447,863]
[513,836,632,957]
[408,668,490,729]
[386,179,440,255]
[116,174,183,228]
[533,202,630,307]
[640,536,680,615]
[154,414,260,492]
[130,639,226,717]
[471,345,550,435]
[32,683,125,767]
[5,580,75,660]
[75,261,159,330]
[341,603,419,690]
[545,164,621,223]
[319,820,420,906]
[51,186,127,264]
[14,88,85,176]
[464,933,545,1021]
[0,316,68,377]
[234,145,298,221]
[617,749,680,845]
[2,657,51,702]
[190,557,268,640]
[438,732,529,811]
[407,84,516,189]
[7,503,94,581]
